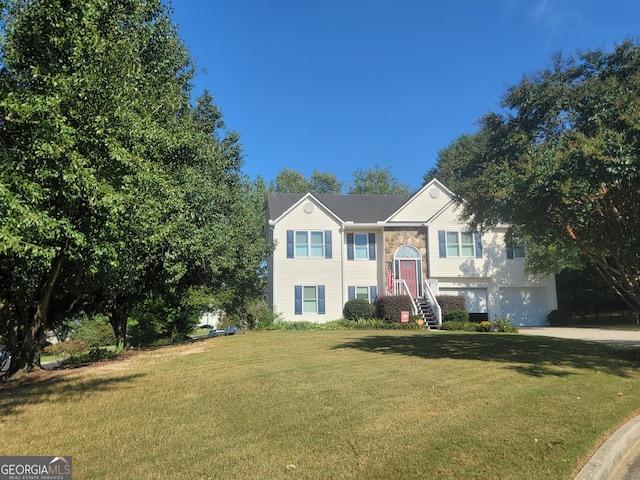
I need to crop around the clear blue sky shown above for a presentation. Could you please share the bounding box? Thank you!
[169,0,640,192]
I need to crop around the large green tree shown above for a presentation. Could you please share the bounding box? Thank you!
[424,132,488,194]
[271,168,312,193]
[271,168,342,194]
[0,0,270,377]
[439,40,640,314]
[0,0,185,375]
[309,170,343,194]
[348,164,411,195]
[270,166,411,195]
[83,90,248,345]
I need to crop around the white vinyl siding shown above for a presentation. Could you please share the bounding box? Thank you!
[344,231,382,305]
[268,183,558,325]
[271,197,342,322]
[387,184,454,222]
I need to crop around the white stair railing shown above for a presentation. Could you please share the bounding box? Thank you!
[423,281,442,328]
[393,279,418,315]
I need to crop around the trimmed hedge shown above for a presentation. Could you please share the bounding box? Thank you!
[444,309,469,323]
[547,309,573,326]
[439,318,519,333]
[440,320,477,332]
[254,319,422,331]
[436,295,467,317]
[374,295,414,323]
[326,319,421,330]
[343,299,375,321]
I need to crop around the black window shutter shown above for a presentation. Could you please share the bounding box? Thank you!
[438,231,446,258]
[294,285,302,314]
[324,230,332,259]
[368,233,376,260]
[287,230,294,258]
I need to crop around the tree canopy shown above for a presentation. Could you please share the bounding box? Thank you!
[270,165,411,195]
[431,40,640,314]
[0,0,271,377]
[348,164,412,195]
[423,132,488,194]
[271,169,343,194]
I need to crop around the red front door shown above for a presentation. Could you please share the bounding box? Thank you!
[399,260,418,298]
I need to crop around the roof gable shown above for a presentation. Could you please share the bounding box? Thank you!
[267,193,305,222]
[267,192,344,225]
[267,180,458,225]
[385,179,457,224]
[268,192,410,223]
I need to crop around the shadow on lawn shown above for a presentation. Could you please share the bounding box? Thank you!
[0,373,145,419]
[334,333,640,378]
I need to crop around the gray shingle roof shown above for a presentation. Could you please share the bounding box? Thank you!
[267,193,411,223]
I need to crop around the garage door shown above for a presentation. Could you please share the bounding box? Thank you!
[439,288,488,313]
[500,288,548,326]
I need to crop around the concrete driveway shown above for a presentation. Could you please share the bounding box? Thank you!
[519,326,640,348]
[518,326,640,480]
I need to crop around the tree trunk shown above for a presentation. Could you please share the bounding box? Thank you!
[2,253,65,379]
[565,224,640,318]
[108,304,129,347]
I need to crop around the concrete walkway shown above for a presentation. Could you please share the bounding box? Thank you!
[519,326,640,348]
[519,327,640,480]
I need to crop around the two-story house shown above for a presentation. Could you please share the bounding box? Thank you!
[266,179,557,327]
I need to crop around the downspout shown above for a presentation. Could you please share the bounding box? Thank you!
[268,220,276,312]
[423,222,431,280]
[340,224,345,309]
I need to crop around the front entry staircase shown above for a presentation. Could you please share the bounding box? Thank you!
[390,278,442,329]
[416,297,439,329]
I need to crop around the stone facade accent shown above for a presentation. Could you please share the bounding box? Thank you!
[383,227,428,278]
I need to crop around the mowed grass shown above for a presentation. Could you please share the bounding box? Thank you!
[2,330,640,480]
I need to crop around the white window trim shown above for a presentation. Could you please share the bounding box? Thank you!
[303,285,318,313]
[354,233,369,260]
[445,231,475,258]
[513,238,526,258]
[355,286,370,302]
[295,230,325,258]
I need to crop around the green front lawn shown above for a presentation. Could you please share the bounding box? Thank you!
[2,330,640,479]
